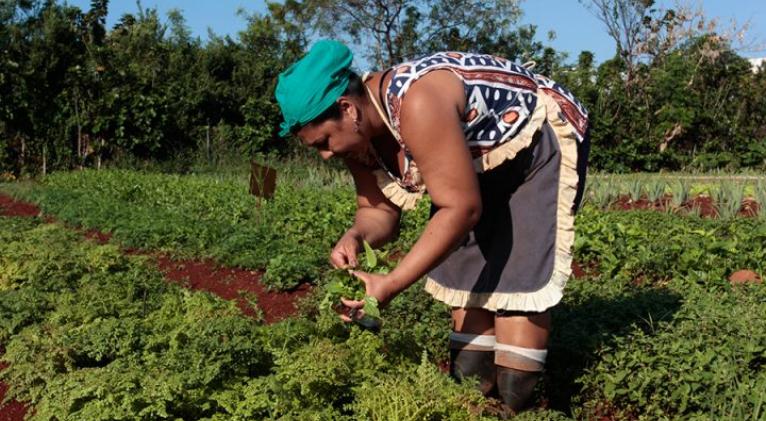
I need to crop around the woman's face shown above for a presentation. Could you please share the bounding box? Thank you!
[297,98,368,160]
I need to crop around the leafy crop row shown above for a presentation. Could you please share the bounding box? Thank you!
[1,168,430,292]
[584,175,766,219]
[560,208,766,419]
[0,216,494,420]
[574,206,766,286]
[3,169,766,418]
[2,169,352,290]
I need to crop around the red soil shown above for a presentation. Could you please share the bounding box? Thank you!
[741,199,761,217]
[83,228,112,244]
[571,261,586,279]
[589,400,638,421]
[0,349,28,421]
[612,194,761,218]
[0,194,39,218]
[154,255,311,323]
[0,193,312,420]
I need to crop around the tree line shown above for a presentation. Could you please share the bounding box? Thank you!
[1,0,765,176]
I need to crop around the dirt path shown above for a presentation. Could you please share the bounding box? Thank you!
[0,192,313,421]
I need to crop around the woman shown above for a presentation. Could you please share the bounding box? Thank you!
[275,40,589,412]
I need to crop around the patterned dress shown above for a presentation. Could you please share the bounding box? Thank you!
[368,52,590,312]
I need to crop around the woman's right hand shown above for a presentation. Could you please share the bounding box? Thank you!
[330,229,363,269]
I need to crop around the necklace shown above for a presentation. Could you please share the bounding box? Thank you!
[363,69,399,142]
[361,69,410,183]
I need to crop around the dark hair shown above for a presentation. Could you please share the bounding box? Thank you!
[307,71,364,125]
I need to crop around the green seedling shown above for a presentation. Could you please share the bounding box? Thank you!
[322,241,393,330]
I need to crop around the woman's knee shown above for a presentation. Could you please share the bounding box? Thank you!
[494,310,551,349]
[451,307,495,334]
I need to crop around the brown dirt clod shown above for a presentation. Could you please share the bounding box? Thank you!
[728,270,763,286]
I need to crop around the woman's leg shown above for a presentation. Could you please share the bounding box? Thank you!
[494,311,550,412]
[449,308,496,395]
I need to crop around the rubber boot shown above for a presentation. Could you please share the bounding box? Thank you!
[496,365,540,413]
[449,348,497,396]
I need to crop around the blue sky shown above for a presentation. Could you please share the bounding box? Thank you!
[64,0,766,64]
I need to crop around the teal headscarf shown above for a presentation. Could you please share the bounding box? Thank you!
[275,40,354,137]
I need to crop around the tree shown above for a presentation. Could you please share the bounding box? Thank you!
[580,0,661,84]
[268,0,522,68]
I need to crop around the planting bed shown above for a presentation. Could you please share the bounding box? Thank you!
[2,170,766,420]
[611,194,761,218]
[0,194,313,421]
[0,193,310,324]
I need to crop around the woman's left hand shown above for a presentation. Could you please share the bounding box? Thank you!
[339,271,397,323]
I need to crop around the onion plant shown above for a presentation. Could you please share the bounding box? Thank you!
[755,181,766,220]
[628,179,643,202]
[669,180,689,209]
[718,182,745,220]
[646,180,667,203]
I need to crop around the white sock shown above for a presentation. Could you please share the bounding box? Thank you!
[494,343,547,364]
[449,332,497,348]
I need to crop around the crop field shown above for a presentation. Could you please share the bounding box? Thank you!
[1,164,766,420]
[585,173,766,219]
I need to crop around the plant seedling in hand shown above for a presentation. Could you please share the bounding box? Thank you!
[323,241,392,330]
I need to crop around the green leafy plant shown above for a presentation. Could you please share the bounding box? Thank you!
[322,241,393,328]
[590,178,618,210]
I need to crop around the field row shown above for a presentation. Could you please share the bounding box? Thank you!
[1,168,765,419]
[585,175,766,218]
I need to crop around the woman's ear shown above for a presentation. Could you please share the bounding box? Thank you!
[338,97,361,123]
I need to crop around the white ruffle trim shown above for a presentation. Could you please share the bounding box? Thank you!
[372,169,424,211]
[424,92,581,312]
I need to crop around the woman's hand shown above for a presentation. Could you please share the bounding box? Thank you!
[330,230,363,269]
[339,271,397,323]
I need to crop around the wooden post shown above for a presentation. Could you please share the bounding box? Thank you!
[249,160,277,199]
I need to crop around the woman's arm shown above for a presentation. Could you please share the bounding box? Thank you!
[330,157,402,268]
[375,69,481,301]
